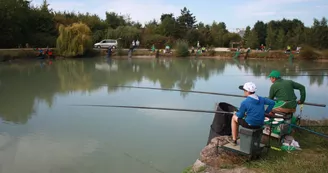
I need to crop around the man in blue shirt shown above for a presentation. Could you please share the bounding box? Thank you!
[228,82,275,145]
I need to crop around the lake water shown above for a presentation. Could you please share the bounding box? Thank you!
[0,58,327,173]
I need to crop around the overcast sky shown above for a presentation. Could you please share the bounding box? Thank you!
[31,0,327,30]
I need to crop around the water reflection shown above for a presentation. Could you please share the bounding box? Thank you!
[0,58,327,124]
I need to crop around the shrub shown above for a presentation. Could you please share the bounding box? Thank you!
[142,34,168,49]
[174,39,190,57]
[321,50,328,58]
[116,45,124,57]
[300,46,320,59]
[207,47,216,56]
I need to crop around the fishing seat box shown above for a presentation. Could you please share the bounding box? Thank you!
[239,126,264,155]
[274,112,295,136]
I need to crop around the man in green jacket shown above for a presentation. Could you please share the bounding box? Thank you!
[268,70,306,113]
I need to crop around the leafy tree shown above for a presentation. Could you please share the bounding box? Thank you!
[245,29,259,49]
[210,22,228,47]
[160,13,174,22]
[158,15,179,37]
[0,0,30,47]
[56,22,92,57]
[243,26,251,46]
[265,24,276,49]
[105,12,127,29]
[176,7,196,38]
[177,7,197,29]
[276,29,286,49]
[253,21,267,46]
[0,1,328,50]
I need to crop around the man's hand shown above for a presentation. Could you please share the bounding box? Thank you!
[265,112,274,118]
[297,100,303,104]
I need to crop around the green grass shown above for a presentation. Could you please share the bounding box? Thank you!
[245,120,328,173]
[181,120,328,173]
[182,166,193,173]
[181,166,206,173]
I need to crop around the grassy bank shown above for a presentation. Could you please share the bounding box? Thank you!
[0,49,39,61]
[2,48,328,61]
[182,119,328,173]
[100,48,328,59]
[247,119,328,173]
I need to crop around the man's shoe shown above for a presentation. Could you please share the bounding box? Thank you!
[227,137,237,146]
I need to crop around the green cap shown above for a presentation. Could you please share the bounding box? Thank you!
[268,70,281,78]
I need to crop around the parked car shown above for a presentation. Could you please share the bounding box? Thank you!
[94,39,118,49]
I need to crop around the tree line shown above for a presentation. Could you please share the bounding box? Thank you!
[1,0,328,50]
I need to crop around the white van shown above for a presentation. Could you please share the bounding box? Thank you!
[94,39,118,49]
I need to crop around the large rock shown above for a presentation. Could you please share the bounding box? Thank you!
[190,136,257,173]
[192,159,206,172]
[199,136,246,169]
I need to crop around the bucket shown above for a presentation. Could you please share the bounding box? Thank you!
[206,102,238,145]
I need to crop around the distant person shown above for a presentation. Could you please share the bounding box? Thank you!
[228,82,275,146]
[260,44,266,51]
[38,48,44,58]
[244,47,251,59]
[296,47,301,54]
[107,46,112,58]
[197,41,200,48]
[191,46,195,54]
[165,45,170,53]
[151,44,155,52]
[268,70,306,114]
[286,45,291,53]
[128,45,134,58]
[48,49,54,59]
[136,40,140,47]
[45,48,49,56]
[155,49,160,59]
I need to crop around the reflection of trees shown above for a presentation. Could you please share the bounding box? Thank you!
[56,60,95,93]
[0,58,327,124]
[228,59,328,85]
[0,62,59,123]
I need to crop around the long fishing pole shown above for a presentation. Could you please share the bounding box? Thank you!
[71,104,328,138]
[217,75,328,77]
[71,104,235,114]
[290,124,328,139]
[109,86,326,107]
[290,68,328,71]
[300,125,328,128]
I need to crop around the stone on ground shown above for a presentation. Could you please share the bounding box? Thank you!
[190,136,255,173]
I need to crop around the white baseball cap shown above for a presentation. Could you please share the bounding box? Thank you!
[239,82,257,92]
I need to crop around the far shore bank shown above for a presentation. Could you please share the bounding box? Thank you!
[1,48,328,62]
